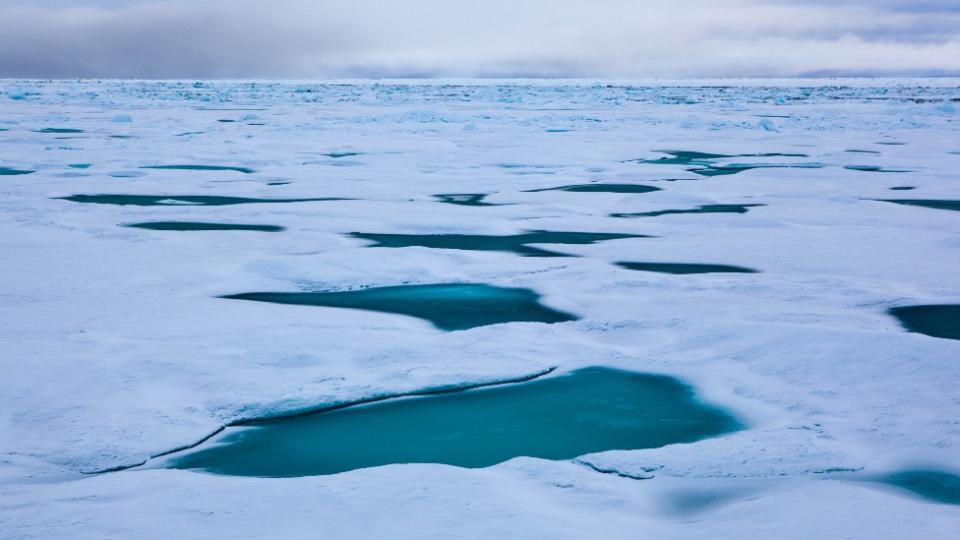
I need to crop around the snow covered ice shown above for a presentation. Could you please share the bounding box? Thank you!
[1,79,960,538]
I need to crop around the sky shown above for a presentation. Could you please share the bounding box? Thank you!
[1,0,959,78]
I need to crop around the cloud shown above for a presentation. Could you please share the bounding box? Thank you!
[0,0,958,78]
[776,0,960,13]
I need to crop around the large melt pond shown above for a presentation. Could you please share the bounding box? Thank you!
[168,367,741,477]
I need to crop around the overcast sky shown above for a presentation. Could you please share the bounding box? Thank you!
[1,0,958,78]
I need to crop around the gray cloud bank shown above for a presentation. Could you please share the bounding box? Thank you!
[1,0,959,78]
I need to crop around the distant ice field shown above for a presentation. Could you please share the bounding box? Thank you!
[1,79,959,538]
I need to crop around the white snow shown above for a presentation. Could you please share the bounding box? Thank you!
[1,79,959,537]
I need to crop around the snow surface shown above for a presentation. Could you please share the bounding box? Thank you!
[1,79,959,537]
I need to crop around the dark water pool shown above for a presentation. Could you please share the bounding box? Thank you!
[125,222,285,232]
[877,470,960,505]
[877,200,960,212]
[612,204,764,218]
[635,150,811,177]
[140,165,256,173]
[56,194,345,206]
[526,184,662,194]
[845,165,909,173]
[350,231,649,257]
[0,167,34,175]
[222,283,577,331]
[434,193,502,206]
[35,128,83,134]
[617,262,758,274]
[888,305,960,341]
